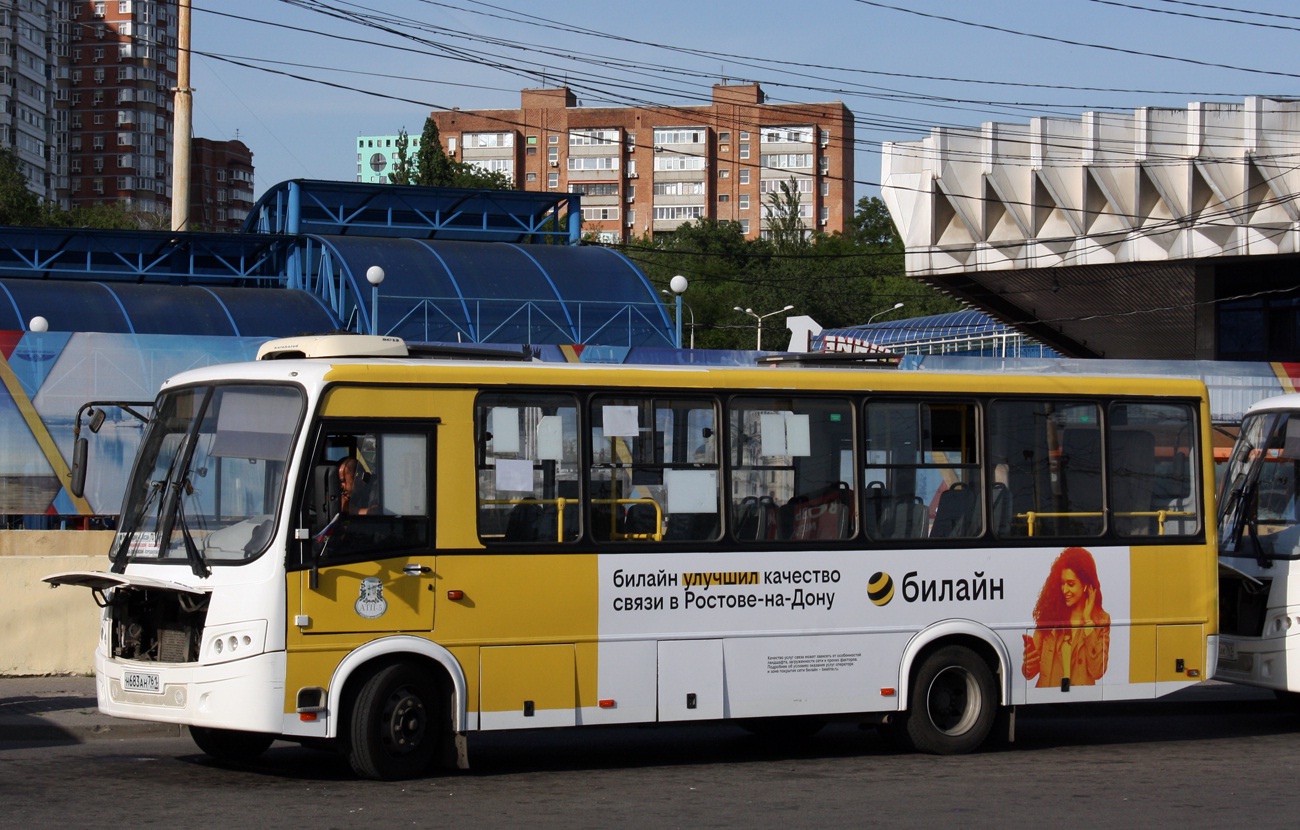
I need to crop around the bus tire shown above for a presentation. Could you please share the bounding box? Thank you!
[348,662,440,780]
[189,725,275,762]
[902,645,997,755]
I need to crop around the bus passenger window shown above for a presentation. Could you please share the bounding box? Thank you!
[730,396,855,542]
[476,394,580,544]
[864,400,980,540]
[989,400,1102,538]
[589,396,721,543]
[1109,402,1199,538]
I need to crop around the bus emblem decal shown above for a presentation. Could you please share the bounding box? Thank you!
[355,577,388,619]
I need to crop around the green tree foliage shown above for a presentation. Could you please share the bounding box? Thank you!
[632,195,958,349]
[388,128,414,186]
[0,148,49,227]
[402,117,512,190]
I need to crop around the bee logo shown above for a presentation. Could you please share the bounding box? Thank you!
[868,571,894,606]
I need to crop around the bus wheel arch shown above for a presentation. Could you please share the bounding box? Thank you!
[890,627,1007,755]
[330,637,468,778]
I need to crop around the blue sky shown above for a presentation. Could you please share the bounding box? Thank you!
[190,0,1300,202]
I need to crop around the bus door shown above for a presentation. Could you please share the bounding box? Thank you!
[293,421,438,634]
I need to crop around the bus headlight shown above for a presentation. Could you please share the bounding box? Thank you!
[201,620,268,665]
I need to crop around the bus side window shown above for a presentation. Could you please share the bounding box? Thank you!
[1110,402,1199,538]
[731,396,855,542]
[476,394,580,544]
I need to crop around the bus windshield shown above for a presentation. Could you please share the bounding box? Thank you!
[1218,410,1300,561]
[110,383,304,575]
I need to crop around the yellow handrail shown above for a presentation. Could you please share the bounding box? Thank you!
[480,496,665,541]
[1018,509,1196,537]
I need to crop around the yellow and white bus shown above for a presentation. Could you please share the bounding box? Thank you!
[49,335,1217,779]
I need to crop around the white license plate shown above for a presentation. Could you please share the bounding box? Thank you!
[123,670,161,694]
[1219,641,1238,661]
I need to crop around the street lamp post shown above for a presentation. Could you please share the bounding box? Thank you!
[734,304,794,351]
[668,274,688,349]
[662,279,696,349]
[366,265,385,335]
[867,301,904,325]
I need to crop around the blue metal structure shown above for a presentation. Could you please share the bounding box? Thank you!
[0,181,674,346]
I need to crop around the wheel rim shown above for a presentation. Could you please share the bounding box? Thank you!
[924,665,981,736]
[380,684,428,756]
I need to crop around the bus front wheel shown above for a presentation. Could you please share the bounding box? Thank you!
[348,662,440,780]
[901,645,997,755]
[189,725,275,762]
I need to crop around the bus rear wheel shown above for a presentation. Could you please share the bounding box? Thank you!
[189,725,275,763]
[348,662,440,780]
[901,645,997,755]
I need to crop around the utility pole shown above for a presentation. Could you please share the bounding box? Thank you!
[170,0,192,232]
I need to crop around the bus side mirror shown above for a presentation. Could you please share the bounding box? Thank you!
[70,437,88,499]
[312,464,341,533]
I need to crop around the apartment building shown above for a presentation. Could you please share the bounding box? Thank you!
[427,83,855,242]
[188,137,253,232]
[0,1,71,205]
[356,133,423,184]
[66,0,176,214]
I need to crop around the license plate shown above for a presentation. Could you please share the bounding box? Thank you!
[123,670,161,694]
[1218,641,1238,661]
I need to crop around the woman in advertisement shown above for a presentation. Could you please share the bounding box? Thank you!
[1022,547,1111,688]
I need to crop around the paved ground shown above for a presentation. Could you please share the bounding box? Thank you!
[0,675,185,742]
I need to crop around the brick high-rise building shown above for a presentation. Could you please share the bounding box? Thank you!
[66,0,176,216]
[188,137,253,232]
[428,83,855,242]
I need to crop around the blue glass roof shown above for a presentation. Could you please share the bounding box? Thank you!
[315,236,670,346]
[0,279,337,336]
[822,310,1004,347]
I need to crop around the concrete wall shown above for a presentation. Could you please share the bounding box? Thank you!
[0,530,113,676]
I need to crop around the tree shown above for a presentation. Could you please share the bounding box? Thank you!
[0,148,49,227]
[414,118,454,187]
[388,128,414,185]
[764,177,810,253]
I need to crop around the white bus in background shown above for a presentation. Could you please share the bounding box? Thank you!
[1216,392,1300,692]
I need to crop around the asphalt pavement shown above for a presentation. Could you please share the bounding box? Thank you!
[0,675,185,742]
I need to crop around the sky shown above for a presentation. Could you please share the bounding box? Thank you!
[188,0,1300,204]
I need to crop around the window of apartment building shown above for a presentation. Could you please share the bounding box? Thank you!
[653,155,705,172]
[547,172,558,189]
[820,156,829,174]
[526,172,537,182]
[73,47,82,61]
[92,47,104,61]
[71,92,81,105]
[821,180,829,196]
[70,160,81,173]
[468,132,513,148]
[626,209,635,226]
[820,130,830,146]
[719,131,731,143]
[548,146,559,164]
[71,70,81,83]
[117,176,128,190]
[71,115,82,128]
[217,170,227,182]
[568,156,618,171]
[762,126,814,144]
[548,135,559,144]
[117,154,132,168]
[740,219,750,234]
[760,153,812,170]
[71,136,82,151]
[653,181,705,196]
[739,169,750,185]
[759,178,813,194]
[526,146,536,156]
[92,136,104,149]
[820,206,829,225]
[739,144,749,160]
[739,194,750,210]
[93,157,104,170]
[117,132,130,146]
[93,2,105,16]
[718,194,729,203]
[654,205,705,221]
[627,159,636,177]
[653,128,705,145]
[119,1,130,12]
[718,168,729,179]
[93,91,104,105]
[582,206,620,221]
[94,68,105,83]
[93,113,104,124]
[740,132,750,140]
[570,129,618,146]
[627,184,636,201]
[572,182,620,197]
[119,43,132,59]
